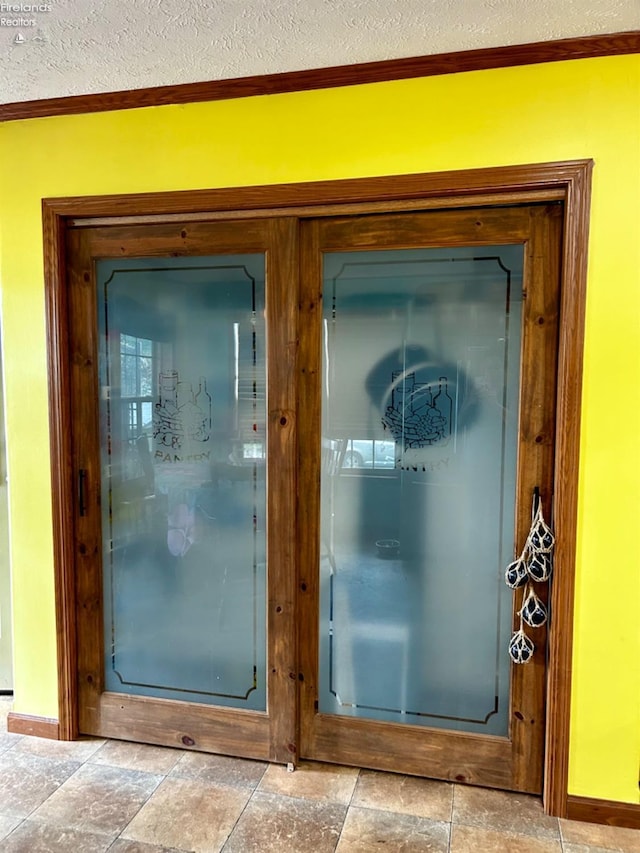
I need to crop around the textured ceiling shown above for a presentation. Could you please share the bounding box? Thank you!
[0,0,638,105]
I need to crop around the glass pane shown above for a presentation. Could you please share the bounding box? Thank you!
[97,255,267,710]
[319,246,523,736]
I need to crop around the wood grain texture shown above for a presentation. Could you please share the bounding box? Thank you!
[44,201,78,741]
[1,32,638,122]
[7,713,60,739]
[314,206,533,249]
[67,227,104,738]
[510,204,563,793]
[264,217,300,764]
[44,161,590,220]
[68,189,564,228]
[307,714,514,789]
[566,796,640,830]
[98,693,271,760]
[81,219,278,257]
[297,219,324,765]
[542,160,593,818]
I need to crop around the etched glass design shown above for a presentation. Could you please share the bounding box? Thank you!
[97,255,267,710]
[318,246,523,735]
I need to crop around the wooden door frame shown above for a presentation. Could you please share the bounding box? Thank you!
[44,159,592,817]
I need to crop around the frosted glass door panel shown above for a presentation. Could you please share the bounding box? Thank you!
[97,256,267,710]
[319,246,523,735]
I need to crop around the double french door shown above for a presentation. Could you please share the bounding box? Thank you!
[66,204,561,792]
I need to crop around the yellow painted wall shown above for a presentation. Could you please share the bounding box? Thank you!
[0,54,638,804]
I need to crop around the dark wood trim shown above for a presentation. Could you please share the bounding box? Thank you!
[45,160,592,813]
[566,795,640,830]
[297,218,322,771]
[305,714,515,788]
[7,712,60,739]
[510,204,563,794]
[67,225,104,737]
[44,161,587,220]
[265,217,300,764]
[542,160,593,818]
[2,32,638,123]
[96,695,272,760]
[43,201,78,742]
[68,189,566,228]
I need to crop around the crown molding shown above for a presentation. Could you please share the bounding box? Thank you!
[1,31,638,123]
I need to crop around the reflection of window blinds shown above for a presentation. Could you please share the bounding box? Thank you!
[236,317,266,440]
[324,320,381,440]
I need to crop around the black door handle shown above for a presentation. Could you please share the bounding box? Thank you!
[78,469,88,517]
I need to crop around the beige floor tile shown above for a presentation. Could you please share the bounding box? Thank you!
[222,790,346,853]
[13,734,105,762]
[89,739,184,775]
[0,819,113,852]
[1,730,632,853]
[171,750,267,788]
[451,824,563,852]
[258,760,359,804]
[335,805,450,852]
[30,763,161,838]
[352,769,453,821]
[0,730,22,754]
[121,776,251,853]
[559,819,640,852]
[109,840,186,852]
[0,814,22,842]
[453,784,560,840]
[0,749,81,819]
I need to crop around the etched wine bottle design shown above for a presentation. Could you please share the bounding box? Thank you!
[154,370,212,449]
[383,371,452,448]
[194,377,212,433]
[432,376,452,444]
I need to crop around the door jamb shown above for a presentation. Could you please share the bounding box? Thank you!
[43,160,592,817]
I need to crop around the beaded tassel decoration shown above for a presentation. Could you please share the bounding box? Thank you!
[506,491,554,664]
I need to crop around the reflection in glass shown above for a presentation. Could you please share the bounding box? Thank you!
[319,247,523,735]
[97,256,267,710]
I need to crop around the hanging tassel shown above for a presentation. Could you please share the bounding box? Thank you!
[505,488,554,664]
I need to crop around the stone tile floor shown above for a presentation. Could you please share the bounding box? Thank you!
[1,698,638,852]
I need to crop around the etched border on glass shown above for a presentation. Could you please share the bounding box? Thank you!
[322,252,519,728]
[98,261,265,705]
